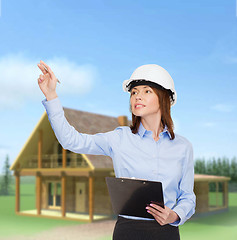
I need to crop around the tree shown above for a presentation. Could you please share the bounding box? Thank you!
[206,159,213,175]
[194,158,206,174]
[212,158,217,175]
[217,157,222,175]
[194,159,202,173]
[222,157,230,177]
[230,157,237,182]
[194,156,237,183]
[0,154,11,195]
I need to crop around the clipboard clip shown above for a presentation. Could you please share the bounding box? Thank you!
[120,177,148,184]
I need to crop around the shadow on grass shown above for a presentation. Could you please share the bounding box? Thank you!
[189,206,237,227]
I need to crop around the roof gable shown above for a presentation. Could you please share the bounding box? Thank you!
[10,106,131,171]
[63,107,131,169]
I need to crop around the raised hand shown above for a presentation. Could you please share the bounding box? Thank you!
[37,60,59,101]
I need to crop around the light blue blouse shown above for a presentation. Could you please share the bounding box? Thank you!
[42,97,196,226]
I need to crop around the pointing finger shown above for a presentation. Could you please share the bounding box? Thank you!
[37,63,47,74]
[39,60,49,69]
[40,60,55,77]
[40,60,52,74]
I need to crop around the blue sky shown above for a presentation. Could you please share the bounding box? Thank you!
[0,0,236,171]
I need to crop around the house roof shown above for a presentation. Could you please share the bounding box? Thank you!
[63,107,131,169]
[194,174,230,182]
[10,106,131,171]
[11,105,231,181]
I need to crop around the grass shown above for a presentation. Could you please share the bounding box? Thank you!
[98,193,237,240]
[1,182,237,240]
[209,191,224,206]
[179,193,237,240]
[0,183,82,237]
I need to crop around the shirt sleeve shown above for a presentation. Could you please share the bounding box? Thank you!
[170,142,196,226]
[42,97,118,157]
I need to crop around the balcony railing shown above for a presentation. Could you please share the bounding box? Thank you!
[22,154,89,169]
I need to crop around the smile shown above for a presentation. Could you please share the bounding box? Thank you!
[135,104,145,109]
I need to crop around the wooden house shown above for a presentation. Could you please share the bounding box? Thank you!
[194,174,230,217]
[10,106,129,222]
[10,106,230,222]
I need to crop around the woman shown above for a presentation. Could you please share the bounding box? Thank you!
[37,61,196,240]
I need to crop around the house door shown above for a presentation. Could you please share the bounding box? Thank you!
[48,182,61,209]
[75,182,86,212]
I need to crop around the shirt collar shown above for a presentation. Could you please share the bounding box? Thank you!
[137,122,172,140]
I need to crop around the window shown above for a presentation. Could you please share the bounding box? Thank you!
[209,181,224,209]
[48,182,61,209]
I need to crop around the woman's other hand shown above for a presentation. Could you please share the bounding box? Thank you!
[37,60,58,101]
[146,204,180,226]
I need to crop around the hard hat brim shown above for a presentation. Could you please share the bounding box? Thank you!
[122,78,177,106]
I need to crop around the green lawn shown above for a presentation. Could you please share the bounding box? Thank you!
[179,193,237,240]
[1,183,237,240]
[98,193,237,240]
[0,183,81,237]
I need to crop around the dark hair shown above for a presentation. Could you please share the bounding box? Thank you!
[129,86,175,140]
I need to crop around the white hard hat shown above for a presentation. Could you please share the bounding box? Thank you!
[123,64,177,106]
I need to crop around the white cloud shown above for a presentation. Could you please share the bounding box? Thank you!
[0,53,98,110]
[203,122,217,128]
[46,57,97,95]
[211,104,234,113]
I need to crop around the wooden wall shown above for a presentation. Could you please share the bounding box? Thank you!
[65,176,76,212]
[194,182,209,213]
[93,176,113,215]
[41,175,113,215]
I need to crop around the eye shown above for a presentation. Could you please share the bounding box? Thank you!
[146,90,152,93]
[131,91,137,95]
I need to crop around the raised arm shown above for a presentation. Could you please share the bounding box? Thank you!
[38,60,118,157]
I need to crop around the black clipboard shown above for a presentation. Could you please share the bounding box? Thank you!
[105,177,164,219]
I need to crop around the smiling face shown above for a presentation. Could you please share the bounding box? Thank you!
[130,85,160,119]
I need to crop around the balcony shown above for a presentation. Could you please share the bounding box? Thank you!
[22,153,89,169]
